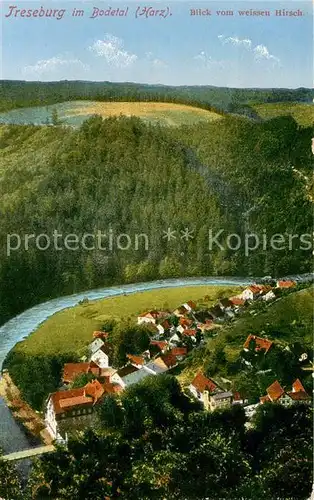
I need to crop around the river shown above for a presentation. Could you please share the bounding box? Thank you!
[0,277,254,454]
[0,274,312,467]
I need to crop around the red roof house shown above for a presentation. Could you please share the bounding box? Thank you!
[243,335,273,354]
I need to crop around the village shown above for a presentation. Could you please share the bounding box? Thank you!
[45,279,310,442]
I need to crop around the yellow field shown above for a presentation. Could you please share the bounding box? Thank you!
[68,101,223,126]
[253,103,314,127]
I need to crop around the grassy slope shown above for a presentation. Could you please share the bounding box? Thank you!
[13,285,241,357]
[179,286,314,384]
[253,102,314,127]
[66,101,223,126]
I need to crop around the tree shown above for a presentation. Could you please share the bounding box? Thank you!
[0,455,23,499]
[51,108,60,126]
[96,394,124,430]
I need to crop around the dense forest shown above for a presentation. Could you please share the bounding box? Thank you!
[0,80,313,116]
[0,111,312,325]
[1,375,312,499]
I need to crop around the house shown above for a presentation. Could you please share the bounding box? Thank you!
[88,338,105,356]
[90,345,109,369]
[262,290,276,302]
[62,362,101,385]
[150,340,168,353]
[93,331,109,340]
[171,347,187,361]
[177,317,194,334]
[169,333,181,346]
[229,296,246,310]
[182,329,197,342]
[126,354,145,369]
[145,358,170,375]
[137,310,160,325]
[189,372,222,409]
[287,379,310,402]
[210,391,233,411]
[159,352,178,370]
[208,305,225,322]
[197,320,215,333]
[173,305,190,317]
[118,365,155,387]
[99,367,124,387]
[219,298,233,311]
[182,301,197,312]
[144,353,178,374]
[45,379,121,440]
[155,319,171,336]
[243,335,273,354]
[232,391,249,406]
[276,280,296,289]
[260,379,310,406]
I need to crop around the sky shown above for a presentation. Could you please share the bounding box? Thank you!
[1,1,313,88]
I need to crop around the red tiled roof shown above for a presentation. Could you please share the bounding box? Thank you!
[267,380,285,401]
[93,331,109,339]
[233,391,243,401]
[287,391,309,401]
[171,347,187,357]
[63,362,100,384]
[103,383,123,395]
[179,317,193,327]
[260,395,271,404]
[247,284,266,294]
[160,319,171,330]
[229,296,245,306]
[84,379,104,402]
[186,300,197,310]
[127,354,145,366]
[138,310,159,319]
[161,353,178,368]
[277,280,296,288]
[243,335,273,353]
[150,340,168,351]
[50,388,93,415]
[191,373,218,394]
[292,379,306,393]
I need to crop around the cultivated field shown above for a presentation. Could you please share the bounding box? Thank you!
[68,101,223,126]
[14,285,241,356]
[253,102,314,127]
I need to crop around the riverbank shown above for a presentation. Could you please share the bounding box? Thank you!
[0,372,52,445]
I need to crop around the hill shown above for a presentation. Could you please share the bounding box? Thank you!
[179,286,314,396]
[1,80,313,115]
[253,102,314,127]
[67,101,222,127]
[0,112,312,326]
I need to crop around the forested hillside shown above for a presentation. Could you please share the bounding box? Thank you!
[1,80,313,115]
[0,112,312,325]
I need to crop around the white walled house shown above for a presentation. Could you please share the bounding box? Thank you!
[189,372,221,410]
[89,338,105,355]
[90,348,109,369]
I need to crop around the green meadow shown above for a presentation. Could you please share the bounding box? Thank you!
[13,285,241,357]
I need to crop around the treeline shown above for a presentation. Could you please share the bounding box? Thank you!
[0,80,312,114]
[1,375,312,499]
[0,114,312,326]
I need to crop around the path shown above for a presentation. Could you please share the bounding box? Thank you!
[1,445,54,462]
